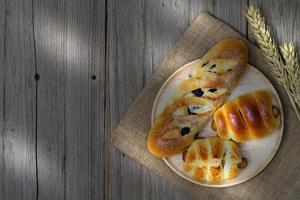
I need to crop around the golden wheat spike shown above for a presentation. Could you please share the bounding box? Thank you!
[245,5,300,120]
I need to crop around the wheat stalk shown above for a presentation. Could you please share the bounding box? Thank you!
[245,5,300,120]
[280,43,300,110]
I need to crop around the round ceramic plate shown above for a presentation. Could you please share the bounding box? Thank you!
[151,60,284,187]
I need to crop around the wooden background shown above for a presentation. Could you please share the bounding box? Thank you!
[0,0,299,200]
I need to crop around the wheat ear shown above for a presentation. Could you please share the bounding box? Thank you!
[245,5,300,120]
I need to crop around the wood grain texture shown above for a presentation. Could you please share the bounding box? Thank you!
[34,1,67,199]
[190,0,248,34]
[34,0,105,200]
[0,0,37,199]
[107,0,191,199]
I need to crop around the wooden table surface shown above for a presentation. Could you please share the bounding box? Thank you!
[0,0,299,200]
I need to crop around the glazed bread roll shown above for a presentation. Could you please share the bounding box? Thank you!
[147,39,248,157]
[184,137,244,183]
[213,90,280,143]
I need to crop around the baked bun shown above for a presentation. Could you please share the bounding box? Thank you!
[213,90,280,143]
[147,39,248,157]
[184,137,243,183]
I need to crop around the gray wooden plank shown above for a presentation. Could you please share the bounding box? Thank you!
[143,0,192,82]
[107,0,191,200]
[108,0,249,200]
[190,0,248,35]
[0,0,37,199]
[34,0,106,199]
[107,0,149,198]
[34,1,67,199]
[64,0,106,200]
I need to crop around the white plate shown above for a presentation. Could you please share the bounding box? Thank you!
[151,60,284,187]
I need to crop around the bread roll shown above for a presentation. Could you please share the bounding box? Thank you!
[184,137,243,183]
[213,90,280,143]
[147,39,248,157]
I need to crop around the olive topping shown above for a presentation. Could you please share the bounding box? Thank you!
[191,88,204,97]
[207,64,217,73]
[201,61,209,67]
[180,127,190,136]
[209,64,216,69]
[187,106,197,115]
[227,69,232,72]
[221,159,225,168]
[208,88,217,93]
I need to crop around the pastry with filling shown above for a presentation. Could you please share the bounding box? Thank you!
[183,137,245,183]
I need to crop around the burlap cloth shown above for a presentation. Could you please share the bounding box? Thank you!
[112,12,300,200]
